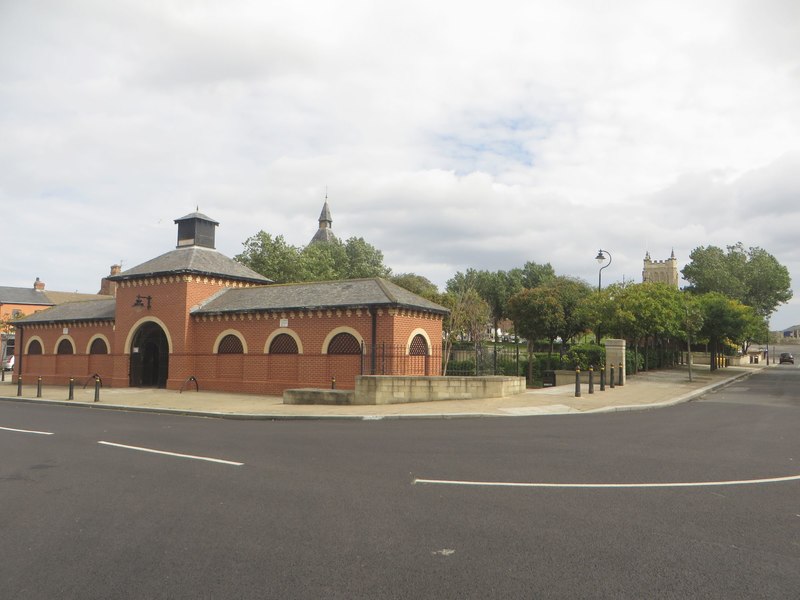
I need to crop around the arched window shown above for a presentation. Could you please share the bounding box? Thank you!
[89,338,108,355]
[217,334,244,354]
[327,332,361,355]
[269,333,299,354]
[57,339,74,355]
[409,334,429,356]
[28,340,43,355]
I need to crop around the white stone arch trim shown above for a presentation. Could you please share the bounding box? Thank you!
[406,328,433,355]
[54,335,76,355]
[321,326,364,354]
[86,334,111,355]
[213,329,249,354]
[264,328,304,354]
[123,316,174,355]
[25,335,46,354]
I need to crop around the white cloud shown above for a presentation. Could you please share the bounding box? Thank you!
[1,0,799,327]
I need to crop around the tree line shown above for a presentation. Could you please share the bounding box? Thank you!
[235,231,792,374]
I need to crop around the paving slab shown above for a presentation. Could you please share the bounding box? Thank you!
[0,364,764,420]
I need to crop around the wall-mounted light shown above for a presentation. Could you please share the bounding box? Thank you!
[133,294,152,310]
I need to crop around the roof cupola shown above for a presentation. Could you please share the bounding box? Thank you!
[174,211,219,249]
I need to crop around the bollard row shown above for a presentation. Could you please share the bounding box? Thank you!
[574,363,625,397]
[13,376,101,402]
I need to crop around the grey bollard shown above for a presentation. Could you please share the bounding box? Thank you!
[94,377,101,402]
[68,377,74,401]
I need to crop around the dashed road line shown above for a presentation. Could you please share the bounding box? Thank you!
[0,425,54,436]
[98,441,244,466]
[413,474,800,489]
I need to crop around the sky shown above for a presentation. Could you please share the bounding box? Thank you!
[2,0,799,329]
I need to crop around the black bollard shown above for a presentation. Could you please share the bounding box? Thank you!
[588,367,594,394]
[610,364,615,388]
[37,377,42,398]
[618,362,624,386]
[68,377,74,401]
[331,376,336,390]
[17,375,23,397]
[574,368,581,397]
[94,377,100,402]
[600,367,605,391]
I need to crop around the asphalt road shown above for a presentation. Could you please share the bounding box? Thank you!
[1,366,798,599]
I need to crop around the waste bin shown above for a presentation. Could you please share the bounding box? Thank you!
[542,370,556,387]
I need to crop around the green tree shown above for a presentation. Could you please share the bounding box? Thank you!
[697,292,754,371]
[341,237,392,279]
[683,243,792,317]
[514,260,556,289]
[440,289,491,373]
[390,273,440,301]
[236,232,391,283]
[234,232,302,283]
[508,287,564,377]
[547,276,593,347]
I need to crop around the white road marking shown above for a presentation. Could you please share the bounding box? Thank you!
[0,425,54,436]
[414,474,800,489]
[98,441,244,466]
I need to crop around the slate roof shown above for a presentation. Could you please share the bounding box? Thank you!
[108,246,271,284]
[193,278,448,315]
[14,298,117,325]
[310,227,337,244]
[0,286,54,306]
[174,211,219,225]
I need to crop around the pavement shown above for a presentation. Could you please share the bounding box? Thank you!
[0,363,765,420]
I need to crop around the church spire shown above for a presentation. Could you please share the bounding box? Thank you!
[310,197,337,244]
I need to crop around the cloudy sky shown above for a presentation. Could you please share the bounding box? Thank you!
[2,0,799,329]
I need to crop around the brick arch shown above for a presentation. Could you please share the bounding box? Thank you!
[54,335,76,355]
[123,316,174,355]
[213,329,248,354]
[25,336,45,355]
[86,334,111,355]
[322,327,364,355]
[264,329,303,354]
[406,328,432,355]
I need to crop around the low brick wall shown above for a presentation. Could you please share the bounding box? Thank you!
[352,375,526,405]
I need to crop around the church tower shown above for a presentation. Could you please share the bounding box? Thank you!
[642,250,679,288]
[309,199,337,244]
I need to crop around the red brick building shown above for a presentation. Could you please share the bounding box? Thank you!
[13,212,446,395]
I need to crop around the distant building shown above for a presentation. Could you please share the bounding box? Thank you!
[642,251,679,288]
[0,278,109,326]
[782,324,800,339]
[309,200,337,244]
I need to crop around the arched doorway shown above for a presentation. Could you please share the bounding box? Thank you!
[130,322,169,388]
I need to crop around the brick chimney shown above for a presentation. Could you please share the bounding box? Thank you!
[99,265,121,297]
[33,277,45,292]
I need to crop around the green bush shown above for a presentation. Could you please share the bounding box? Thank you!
[445,359,475,376]
[563,344,605,370]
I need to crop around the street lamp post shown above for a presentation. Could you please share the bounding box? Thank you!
[595,249,612,292]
